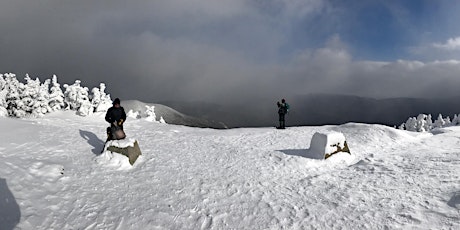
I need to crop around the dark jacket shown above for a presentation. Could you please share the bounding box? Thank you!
[105,106,127,125]
[278,102,287,115]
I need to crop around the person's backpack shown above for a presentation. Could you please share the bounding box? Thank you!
[285,103,290,113]
[111,125,126,140]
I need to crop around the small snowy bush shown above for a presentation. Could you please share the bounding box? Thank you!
[400,113,459,132]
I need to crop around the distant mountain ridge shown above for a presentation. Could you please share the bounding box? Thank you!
[288,94,460,126]
[160,94,460,128]
[122,100,227,129]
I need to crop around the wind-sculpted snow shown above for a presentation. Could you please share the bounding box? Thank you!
[0,112,459,229]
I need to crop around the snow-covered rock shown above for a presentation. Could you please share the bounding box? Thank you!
[309,131,351,159]
[99,138,142,168]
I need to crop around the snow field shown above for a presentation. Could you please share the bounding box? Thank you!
[0,111,459,229]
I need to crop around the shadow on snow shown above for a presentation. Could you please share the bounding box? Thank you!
[277,149,323,160]
[79,129,105,155]
[448,191,460,209]
[0,178,21,230]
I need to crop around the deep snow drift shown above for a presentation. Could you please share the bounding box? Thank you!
[0,111,459,229]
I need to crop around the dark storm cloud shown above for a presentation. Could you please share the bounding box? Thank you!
[1,0,460,105]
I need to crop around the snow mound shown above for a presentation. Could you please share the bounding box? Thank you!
[97,138,142,170]
[28,162,64,182]
[324,151,355,165]
[309,131,351,159]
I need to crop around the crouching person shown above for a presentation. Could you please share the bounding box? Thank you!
[105,98,127,142]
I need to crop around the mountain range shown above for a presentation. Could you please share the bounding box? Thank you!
[160,94,460,128]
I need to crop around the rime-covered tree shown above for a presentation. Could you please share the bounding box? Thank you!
[63,80,90,111]
[91,83,112,112]
[78,100,93,116]
[424,114,433,131]
[35,78,52,116]
[0,74,7,116]
[0,74,7,107]
[452,114,459,126]
[19,75,50,117]
[145,105,157,122]
[404,117,417,132]
[4,73,25,117]
[1,73,115,118]
[48,75,65,111]
[444,116,452,127]
[433,114,446,129]
[415,114,427,132]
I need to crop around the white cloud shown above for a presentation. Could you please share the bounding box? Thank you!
[433,37,460,50]
[3,0,460,102]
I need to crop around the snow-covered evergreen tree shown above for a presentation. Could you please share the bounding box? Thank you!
[48,75,65,111]
[63,80,90,111]
[415,114,427,132]
[424,114,433,131]
[0,74,7,107]
[1,73,115,118]
[4,73,26,117]
[145,105,157,122]
[35,78,52,116]
[404,117,417,132]
[78,100,93,116]
[433,114,446,129]
[401,113,460,132]
[90,83,111,112]
[0,74,5,90]
[0,74,7,116]
[18,75,50,117]
[444,116,452,127]
[20,74,41,117]
[127,109,140,119]
[452,114,459,126]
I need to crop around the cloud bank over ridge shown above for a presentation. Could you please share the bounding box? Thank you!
[1,0,460,103]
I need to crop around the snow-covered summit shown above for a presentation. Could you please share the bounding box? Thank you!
[0,113,459,229]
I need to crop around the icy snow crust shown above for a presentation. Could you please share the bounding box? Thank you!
[0,111,459,229]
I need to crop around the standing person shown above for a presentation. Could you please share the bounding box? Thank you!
[277,99,289,129]
[105,98,127,141]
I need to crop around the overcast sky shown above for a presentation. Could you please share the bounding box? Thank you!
[2,0,460,103]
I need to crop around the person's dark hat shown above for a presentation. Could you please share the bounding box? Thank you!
[113,98,121,105]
